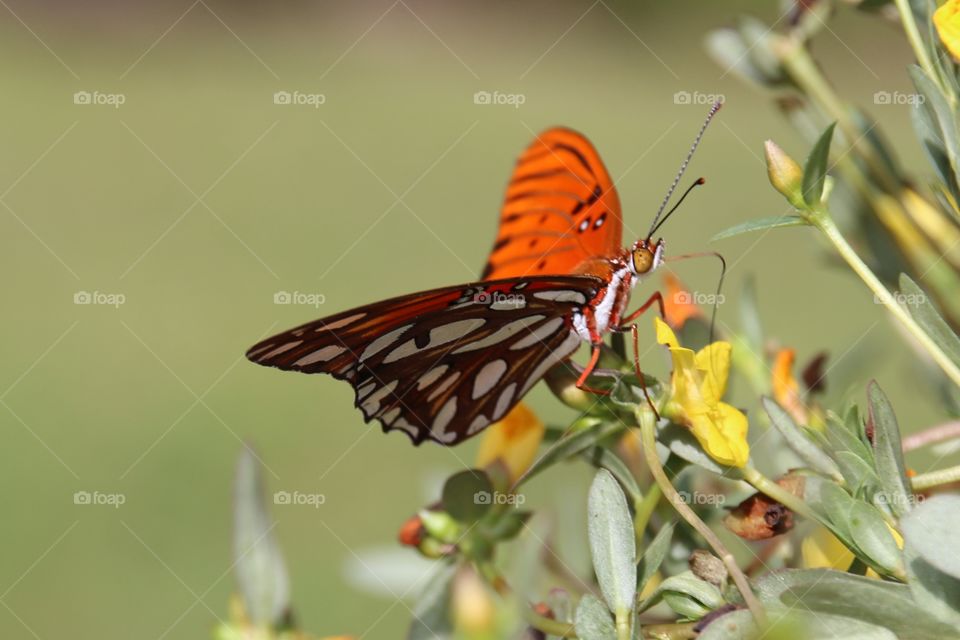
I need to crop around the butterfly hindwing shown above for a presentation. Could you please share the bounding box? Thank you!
[247,276,601,445]
[482,128,623,280]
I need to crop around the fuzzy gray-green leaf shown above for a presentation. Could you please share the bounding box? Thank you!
[899,274,960,368]
[711,215,808,242]
[587,469,637,617]
[902,494,960,580]
[574,593,616,640]
[233,447,291,628]
[866,381,913,517]
[763,397,842,480]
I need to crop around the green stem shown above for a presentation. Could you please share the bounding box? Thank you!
[633,482,662,542]
[739,466,819,522]
[637,412,767,627]
[615,610,632,640]
[642,622,698,640]
[810,211,960,389]
[893,0,946,102]
[911,464,960,491]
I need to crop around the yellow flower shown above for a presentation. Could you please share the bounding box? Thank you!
[655,317,750,467]
[935,0,960,61]
[475,402,544,483]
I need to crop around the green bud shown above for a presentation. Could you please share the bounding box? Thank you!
[418,509,461,544]
[764,140,805,208]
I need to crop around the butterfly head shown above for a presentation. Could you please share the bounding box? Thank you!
[629,238,664,276]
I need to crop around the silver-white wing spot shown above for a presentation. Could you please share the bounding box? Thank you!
[361,380,398,415]
[427,371,461,402]
[473,359,507,399]
[318,312,366,332]
[260,341,303,360]
[432,397,458,443]
[294,345,346,367]
[380,407,401,425]
[382,318,486,364]
[468,414,490,436]
[415,365,449,390]
[452,315,546,354]
[360,324,412,361]
[510,317,565,351]
[533,290,586,304]
[493,382,517,421]
[356,381,376,401]
[520,330,581,396]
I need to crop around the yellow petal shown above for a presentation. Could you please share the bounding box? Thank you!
[654,316,680,347]
[475,402,544,483]
[935,0,960,62]
[687,402,750,467]
[695,341,732,405]
[802,526,854,571]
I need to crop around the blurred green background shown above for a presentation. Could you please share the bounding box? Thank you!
[0,1,944,638]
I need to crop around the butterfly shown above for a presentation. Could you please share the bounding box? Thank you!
[246,104,721,445]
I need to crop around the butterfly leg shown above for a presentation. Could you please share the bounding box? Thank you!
[575,338,611,396]
[615,291,666,420]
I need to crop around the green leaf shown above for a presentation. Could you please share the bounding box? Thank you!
[834,451,882,495]
[696,610,758,640]
[802,123,836,206]
[581,446,642,504]
[711,215,808,241]
[902,494,960,580]
[574,594,616,640]
[658,422,724,474]
[407,563,455,640]
[848,501,903,575]
[233,447,290,628]
[813,481,858,549]
[866,381,913,517]
[753,569,958,639]
[904,545,960,627]
[825,415,875,489]
[441,470,493,523]
[899,274,960,368]
[517,421,624,488]
[587,469,637,618]
[910,66,960,193]
[638,571,723,617]
[637,522,674,591]
[763,397,842,481]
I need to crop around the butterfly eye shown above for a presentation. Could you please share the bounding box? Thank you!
[632,247,655,274]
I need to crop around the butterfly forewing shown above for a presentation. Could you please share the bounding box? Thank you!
[482,128,623,280]
[247,276,601,445]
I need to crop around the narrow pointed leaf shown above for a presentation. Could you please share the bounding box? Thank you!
[802,123,836,206]
[234,447,291,627]
[637,521,674,592]
[866,382,913,516]
[763,397,842,480]
[899,274,960,368]
[711,215,808,242]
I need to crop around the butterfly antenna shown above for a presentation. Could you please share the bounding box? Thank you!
[647,100,722,238]
[665,250,727,343]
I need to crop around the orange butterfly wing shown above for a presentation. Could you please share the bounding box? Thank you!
[481,128,623,280]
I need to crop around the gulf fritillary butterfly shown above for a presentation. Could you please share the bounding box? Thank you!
[247,103,721,445]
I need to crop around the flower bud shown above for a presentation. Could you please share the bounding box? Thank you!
[764,140,804,208]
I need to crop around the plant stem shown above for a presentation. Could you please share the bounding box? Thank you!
[893,0,945,101]
[476,561,578,638]
[810,211,960,389]
[739,466,819,522]
[911,464,960,491]
[637,413,767,627]
[634,482,662,542]
[642,622,699,640]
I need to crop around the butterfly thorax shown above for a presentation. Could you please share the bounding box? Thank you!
[571,251,637,343]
